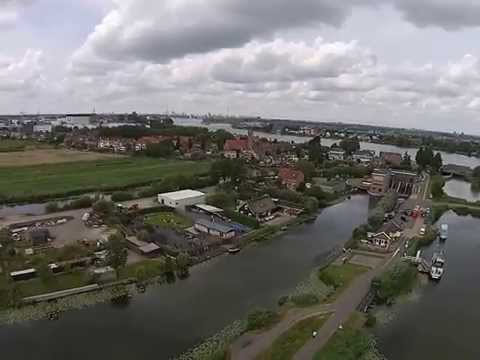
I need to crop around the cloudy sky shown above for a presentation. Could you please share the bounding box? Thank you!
[3,0,480,133]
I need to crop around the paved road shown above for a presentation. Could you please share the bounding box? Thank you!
[230,304,333,360]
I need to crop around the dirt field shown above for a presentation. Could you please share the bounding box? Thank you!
[0,149,123,167]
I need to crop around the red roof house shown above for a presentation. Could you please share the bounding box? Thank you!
[278,168,305,190]
[224,138,249,152]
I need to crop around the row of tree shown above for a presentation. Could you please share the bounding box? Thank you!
[415,146,443,172]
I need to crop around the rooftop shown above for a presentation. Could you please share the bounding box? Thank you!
[159,189,205,200]
[195,218,235,233]
[195,204,224,213]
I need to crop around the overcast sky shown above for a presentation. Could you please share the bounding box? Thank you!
[4,1,480,133]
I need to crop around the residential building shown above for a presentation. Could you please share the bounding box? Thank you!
[194,219,236,239]
[278,167,305,190]
[328,149,346,161]
[380,152,402,167]
[352,150,375,164]
[239,196,278,222]
[157,189,206,209]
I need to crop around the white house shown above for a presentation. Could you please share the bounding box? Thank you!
[328,149,346,161]
[157,189,206,209]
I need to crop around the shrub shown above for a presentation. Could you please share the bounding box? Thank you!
[246,309,279,331]
[290,293,319,307]
[111,191,134,202]
[365,313,377,328]
[46,202,60,213]
[372,262,417,304]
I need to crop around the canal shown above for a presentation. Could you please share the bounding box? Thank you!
[0,195,369,359]
[377,211,480,359]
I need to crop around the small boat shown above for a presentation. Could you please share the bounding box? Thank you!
[440,224,448,241]
[228,247,241,254]
[430,252,445,280]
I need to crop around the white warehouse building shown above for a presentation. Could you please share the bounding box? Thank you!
[157,190,206,209]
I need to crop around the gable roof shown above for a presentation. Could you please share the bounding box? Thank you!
[224,138,249,152]
[278,168,305,184]
[247,197,277,215]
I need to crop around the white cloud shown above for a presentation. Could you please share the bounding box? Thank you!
[0,49,45,93]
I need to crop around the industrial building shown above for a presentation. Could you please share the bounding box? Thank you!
[157,189,206,209]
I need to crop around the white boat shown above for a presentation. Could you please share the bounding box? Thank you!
[440,224,448,240]
[430,252,445,280]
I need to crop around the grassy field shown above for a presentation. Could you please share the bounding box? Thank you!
[0,148,123,167]
[0,139,52,153]
[16,272,92,297]
[257,315,330,360]
[319,264,369,303]
[145,212,193,230]
[314,312,382,360]
[0,157,211,201]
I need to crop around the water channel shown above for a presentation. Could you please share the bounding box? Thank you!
[0,195,369,359]
[377,211,480,359]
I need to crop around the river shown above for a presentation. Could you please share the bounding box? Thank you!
[0,195,369,360]
[174,117,480,169]
[377,211,480,359]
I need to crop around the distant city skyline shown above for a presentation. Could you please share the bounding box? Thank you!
[3,1,480,133]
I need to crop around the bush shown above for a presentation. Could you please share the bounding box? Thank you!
[290,293,319,307]
[207,192,237,210]
[246,309,279,331]
[365,313,377,328]
[46,202,60,213]
[318,270,340,289]
[372,262,417,304]
[111,191,134,202]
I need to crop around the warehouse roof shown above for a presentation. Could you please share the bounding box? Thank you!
[158,189,205,200]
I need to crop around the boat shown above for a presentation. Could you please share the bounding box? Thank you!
[440,224,448,241]
[228,247,241,254]
[430,252,445,280]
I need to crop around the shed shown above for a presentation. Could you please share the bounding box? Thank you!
[158,189,206,209]
[194,219,236,239]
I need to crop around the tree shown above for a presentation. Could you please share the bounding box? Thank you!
[0,228,12,247]
[206,192,237,210]
[145,141,175,157]
[307,136,325,164]
[210,159,246,183]
[430,175,445,199]
[339,137,360,156]
[296,160,316,181]
[212,129,235,150]
[432,152,443,173]
[400,152,412,170]
[93,199,114,217]
[106,233,128,278]
[176,252,190,278]
[473,166,480,179]
[415,146,434,169]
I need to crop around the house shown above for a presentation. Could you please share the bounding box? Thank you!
[366,169,391,196]
[194,219,236,239]
[278,168,305,190]
[239,197,278,222]
[28,229,50,247]
[380,152,402,167]
[223,138,249,159]
[369,232,392,249]
[353,150,375,164]
[328,149,346,161]
[158,190,206,209]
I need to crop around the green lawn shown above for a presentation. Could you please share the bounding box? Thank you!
[314,312,380,360]
[16,272,92,297]
[0,158,211,201]
[319,264,369,302]
[145,212,192,230]
[119,259,166,280]
[257,315,330,360]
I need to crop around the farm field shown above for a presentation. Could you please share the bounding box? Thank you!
[0,157,211,202]
[0,139,53,153]
[0,149,123,167]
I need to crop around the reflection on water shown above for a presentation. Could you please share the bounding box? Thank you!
[443,178,480,202]
[377,212,480,359]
